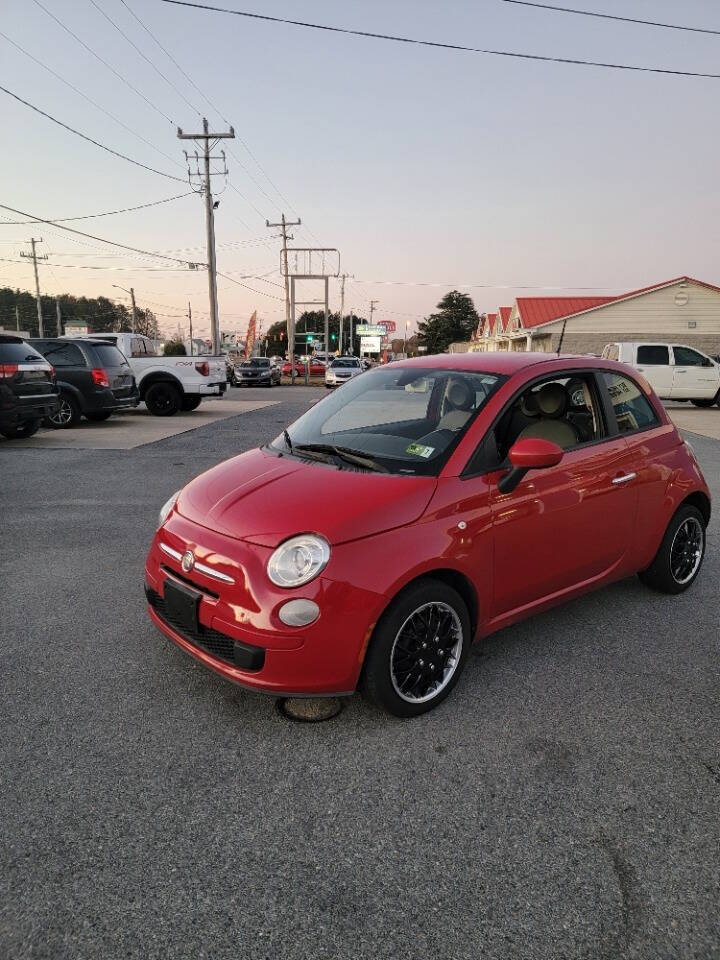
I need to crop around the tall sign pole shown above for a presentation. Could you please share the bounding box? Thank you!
[178,118,235,354]
[267,214,301,380]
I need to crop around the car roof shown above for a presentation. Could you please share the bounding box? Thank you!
[391,351,590,375]
[30,336,114,344]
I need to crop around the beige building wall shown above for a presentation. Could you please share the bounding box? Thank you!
[526,281,720,355]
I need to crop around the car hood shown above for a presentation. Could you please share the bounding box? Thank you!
[176,447,437,547]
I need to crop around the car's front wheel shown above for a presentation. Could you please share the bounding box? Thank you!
[691,398,716,408]
[360,578,471,717]
[44,394,80,429]
[639,504,706,594]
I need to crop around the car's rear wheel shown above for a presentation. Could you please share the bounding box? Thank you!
[1,418,41,440]
[85,411,112,422]
[44,394,80,429]
[180,395,202,412]
[144,382,181,416]
[360,578,471,717]
[691,398,716,408]
[638,504,706,594]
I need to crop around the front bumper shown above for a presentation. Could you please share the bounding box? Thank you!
[144,512,388,696]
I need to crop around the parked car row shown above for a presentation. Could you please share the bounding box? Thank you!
[1,331,228,441]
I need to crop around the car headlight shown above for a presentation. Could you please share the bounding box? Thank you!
[158,490,180,527]
[267,534,330,587]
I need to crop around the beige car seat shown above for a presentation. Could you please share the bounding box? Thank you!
[515,382,579,449]
[437,379,474,431]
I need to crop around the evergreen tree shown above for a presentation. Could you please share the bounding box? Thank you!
[416,290,480,355]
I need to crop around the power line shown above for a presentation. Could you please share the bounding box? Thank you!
[161,0,720,79]
[0,193,193,225]
[87,0,202,117]
[0,202,204,266]
[119,0,316,237]
[32,0,175,124]
[0,257,200,273]
[501,1,720,37]
[217,270,285,300]
[0,84,186,182]
[0,29,185,170]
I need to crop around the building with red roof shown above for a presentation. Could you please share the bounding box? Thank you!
[470,276,720,356]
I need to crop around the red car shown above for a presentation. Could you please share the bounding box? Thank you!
[282,359,326,377]
[145,352,710,717]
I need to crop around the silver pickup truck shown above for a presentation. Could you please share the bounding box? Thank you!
[84,333,226,416]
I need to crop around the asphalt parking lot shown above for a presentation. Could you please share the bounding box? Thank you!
[2,386,719,960]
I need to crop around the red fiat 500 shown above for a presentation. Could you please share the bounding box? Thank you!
[145,353,710,717]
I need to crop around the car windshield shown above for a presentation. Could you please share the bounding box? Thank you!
[331,358,361,368]
[241,358,269,367]
[271,366,504,475]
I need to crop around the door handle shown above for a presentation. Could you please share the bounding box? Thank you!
[612,472,636,485]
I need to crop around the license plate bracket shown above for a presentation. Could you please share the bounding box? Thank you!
[164,579,201,634]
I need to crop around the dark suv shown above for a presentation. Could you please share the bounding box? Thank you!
[29,338,139,428]
[0,335,59,439]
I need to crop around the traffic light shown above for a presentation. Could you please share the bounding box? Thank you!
[330,332,337,342]
[306,334,313,342]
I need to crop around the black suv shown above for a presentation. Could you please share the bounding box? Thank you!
[29,338,139,428]
[0,335,59,439]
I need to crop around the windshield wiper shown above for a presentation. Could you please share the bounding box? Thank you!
[293,442,388,473]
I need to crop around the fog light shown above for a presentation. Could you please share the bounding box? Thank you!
[278,599,320,626]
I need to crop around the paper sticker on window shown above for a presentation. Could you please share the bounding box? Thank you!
[406,442,434,459]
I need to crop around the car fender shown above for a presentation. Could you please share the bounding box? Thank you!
[55,378,85,410]
[138,370,185,399]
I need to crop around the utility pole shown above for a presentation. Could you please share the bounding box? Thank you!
[20,238,48,336]
[112,284,137,333]
[178,117,235,355]
[337,273,353,355]
[369,299,379,324]
[56,299,62,337]
[266,214,301,378]
[187,302,193,355]
[15,305,20,331]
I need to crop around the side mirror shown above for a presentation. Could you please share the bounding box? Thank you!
[498,438,564,494]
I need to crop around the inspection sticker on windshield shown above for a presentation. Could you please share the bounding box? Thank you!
[406,442,435,459]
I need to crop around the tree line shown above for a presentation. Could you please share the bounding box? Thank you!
[0,287,159,339]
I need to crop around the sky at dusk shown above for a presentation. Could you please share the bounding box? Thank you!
[1,0,719,340]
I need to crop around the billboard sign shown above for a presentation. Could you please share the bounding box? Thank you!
[360,335,382,353]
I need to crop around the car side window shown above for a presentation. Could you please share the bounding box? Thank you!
[467,373,605,474]
[35,341,84,367]
[131,337,146,357]
[602,372,659,434]
[672,346,705,366]
[637,345,669,365]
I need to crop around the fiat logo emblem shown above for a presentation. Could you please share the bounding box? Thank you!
[181,550,195,573]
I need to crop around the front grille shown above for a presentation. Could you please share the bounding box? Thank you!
[146,586,265,672]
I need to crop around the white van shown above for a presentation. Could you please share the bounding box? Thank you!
[602,342,720,408]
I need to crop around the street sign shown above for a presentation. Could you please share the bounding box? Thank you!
[356,324,386,336]
[360,335,382,353]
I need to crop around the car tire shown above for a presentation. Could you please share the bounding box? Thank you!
[44,394,80,429]
[360,578,471,718]
[180,395,202,412]
[691,398,716,408]
[1,418,42,440]
[638,504,706,594]
[85,411,112,422]
[144,382,181,417]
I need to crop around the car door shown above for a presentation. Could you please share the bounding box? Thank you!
[487,371,638,621]
[670,345,719,399]
[634,344,673,398]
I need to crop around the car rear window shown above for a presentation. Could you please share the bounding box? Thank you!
[0,340,46,363]
[91,343,130,366]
